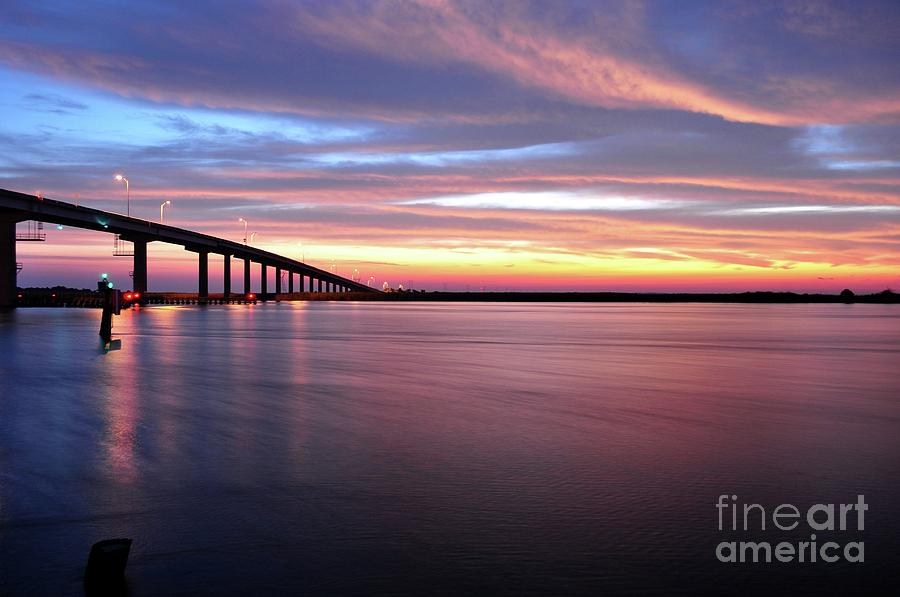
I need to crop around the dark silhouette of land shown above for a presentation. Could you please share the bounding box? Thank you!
[349,289,899,304]
[12,286,899,306]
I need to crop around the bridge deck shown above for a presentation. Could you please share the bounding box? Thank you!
[1,187,377,306]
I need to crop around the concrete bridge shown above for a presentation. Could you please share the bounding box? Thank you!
[1,188,377,307]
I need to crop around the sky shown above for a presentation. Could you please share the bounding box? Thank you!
[2,0,899,293]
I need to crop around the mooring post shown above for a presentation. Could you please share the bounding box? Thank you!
[84,538,132,591]
[97,276,119,342]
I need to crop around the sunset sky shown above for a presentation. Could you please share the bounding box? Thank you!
[2,0,899,292]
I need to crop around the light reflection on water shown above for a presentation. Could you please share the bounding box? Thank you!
[1,302,899,595]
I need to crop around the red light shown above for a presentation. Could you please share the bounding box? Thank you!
[125,293,132,300]
[133,292,140,299]
[247,293,256,299]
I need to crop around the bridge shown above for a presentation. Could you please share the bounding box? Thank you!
[1,187,377,307]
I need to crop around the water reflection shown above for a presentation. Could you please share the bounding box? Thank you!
[1,303,899,595]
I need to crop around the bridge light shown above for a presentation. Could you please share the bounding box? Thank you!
[107,281,114,289]
[101,273,109,280]
[56,224,64,230]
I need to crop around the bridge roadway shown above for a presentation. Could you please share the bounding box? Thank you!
[1,187,377,307]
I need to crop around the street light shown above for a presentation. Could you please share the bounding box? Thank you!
[114,174,130,217]
[159,200,171,223]
[238,217,248,244]
[250,232,257,244]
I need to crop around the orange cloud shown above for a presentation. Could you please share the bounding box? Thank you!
[294,1,900,125]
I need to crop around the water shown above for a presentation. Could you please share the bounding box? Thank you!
[1,303,899,595]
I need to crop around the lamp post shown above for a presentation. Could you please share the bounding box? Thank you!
[159,200,171,223]
[114,174,130,217]
[239,218,248,244]
[250,232,257,244]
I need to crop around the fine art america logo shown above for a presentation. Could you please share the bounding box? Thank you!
[715,495,867,563]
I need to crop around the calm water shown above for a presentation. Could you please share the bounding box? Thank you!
[1,303,899,595]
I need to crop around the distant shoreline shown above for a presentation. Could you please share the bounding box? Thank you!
[12,287,899,306]
[337,290,899,304]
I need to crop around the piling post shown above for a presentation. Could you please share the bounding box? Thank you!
[0,215,17,308]
[223,253,231,298]
[132,239,148,294]
[198,250,209,299]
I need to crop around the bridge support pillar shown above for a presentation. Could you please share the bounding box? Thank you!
[299,274,305,293]
[133,239,148,294]
[244,258,251,294]
[198,251,209,298]
[288,271,294,293]
[0,216,16,308]
[223,254,231,298]
[275,267,282,294]
[316,278,321,292]
[261,264,268,297]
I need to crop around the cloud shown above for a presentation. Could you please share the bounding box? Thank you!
[1,0,898,291]
[1,1,897,125]
[22,92,88,114]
